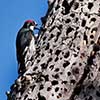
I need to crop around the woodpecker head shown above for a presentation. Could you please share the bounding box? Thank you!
[23,20,37,31]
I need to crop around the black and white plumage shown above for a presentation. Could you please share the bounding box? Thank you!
[16,20,37,74]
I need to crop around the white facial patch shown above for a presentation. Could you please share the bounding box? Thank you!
[30,26,34,31]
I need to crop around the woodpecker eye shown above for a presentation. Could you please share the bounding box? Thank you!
[30,23,34,26]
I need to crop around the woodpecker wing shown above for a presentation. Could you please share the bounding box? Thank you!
[16,28,33,63]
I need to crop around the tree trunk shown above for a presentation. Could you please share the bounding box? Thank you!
[8,0,100,100]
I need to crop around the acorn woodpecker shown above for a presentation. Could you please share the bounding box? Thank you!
[16,20,37,74]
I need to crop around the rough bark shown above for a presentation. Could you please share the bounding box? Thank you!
[7,0,100,100]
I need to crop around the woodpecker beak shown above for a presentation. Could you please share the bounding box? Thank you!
[34,27,40,30]
[35,23,38,26]
[34,23,40,30]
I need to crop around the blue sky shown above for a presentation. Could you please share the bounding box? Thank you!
[0,0,48,99]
